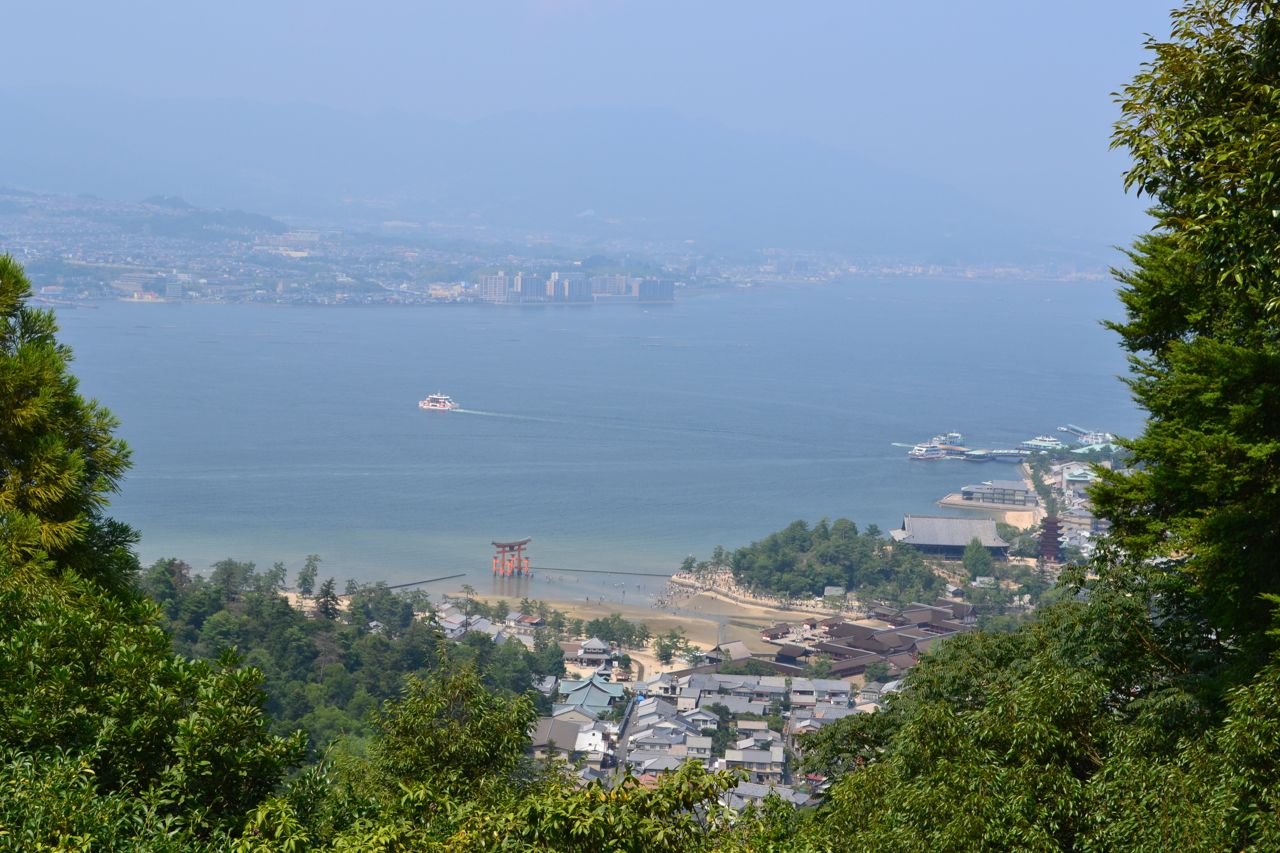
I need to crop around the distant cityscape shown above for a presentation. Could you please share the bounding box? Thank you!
[1,187,1109,307]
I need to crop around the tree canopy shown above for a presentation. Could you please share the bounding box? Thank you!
[1095,0,1280,667]
[0,255,135,592]
[730,518,943,605]
[0,255,304,845]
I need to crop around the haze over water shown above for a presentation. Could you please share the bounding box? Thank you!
[57,279,1139,602]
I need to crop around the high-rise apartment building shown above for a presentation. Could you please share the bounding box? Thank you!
[516,272,545,302]
[476,271,509,303]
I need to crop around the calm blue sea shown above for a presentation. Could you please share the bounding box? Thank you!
[55,279,1140,602]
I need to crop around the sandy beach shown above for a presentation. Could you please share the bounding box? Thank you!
[444,584,829,678]
[448,587,815,649]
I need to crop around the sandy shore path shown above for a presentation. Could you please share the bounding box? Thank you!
[446,587,822,659]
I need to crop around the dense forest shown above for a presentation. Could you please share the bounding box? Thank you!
[729,518,944,604]
[3,2,1280,848]
[138,558,567,753]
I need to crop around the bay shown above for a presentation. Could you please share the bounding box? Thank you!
[55,279,1140,602]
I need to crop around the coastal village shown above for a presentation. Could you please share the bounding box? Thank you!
[369,422,1125,814]
[423,594,975,810]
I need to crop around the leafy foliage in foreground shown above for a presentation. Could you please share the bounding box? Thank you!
[0,256,135,594]
[796,576,1280,850]
[1095,0,1280,670]
[0,256,304,847]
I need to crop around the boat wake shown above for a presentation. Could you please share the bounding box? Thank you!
[453,408,572,426]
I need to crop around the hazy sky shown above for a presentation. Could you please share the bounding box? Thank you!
[5,1,1175,243]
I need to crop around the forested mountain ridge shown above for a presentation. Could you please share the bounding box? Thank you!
[3,1,1280,848]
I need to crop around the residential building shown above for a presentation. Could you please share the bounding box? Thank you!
[476,271,508,303]
[724,745,786,784]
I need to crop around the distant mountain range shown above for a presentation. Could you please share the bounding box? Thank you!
[0,87,1111,265]
[0,185,288,243]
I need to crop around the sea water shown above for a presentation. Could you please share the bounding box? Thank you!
[55,278,1139,603]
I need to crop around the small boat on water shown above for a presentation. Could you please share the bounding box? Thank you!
[418,393,458,411]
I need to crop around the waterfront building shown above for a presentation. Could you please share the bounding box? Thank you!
[891,515,1010,560]
[590,274,631,295]
[516,272,545,302]
[476,271,509,303]
[959,479,1037,506]
[546,272,592,302]
[637,278,675,302]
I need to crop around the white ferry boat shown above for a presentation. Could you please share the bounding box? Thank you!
[1020,434,1066,451]
[907,431,966,459]
[418,393,459,411]
[908,443,948,460]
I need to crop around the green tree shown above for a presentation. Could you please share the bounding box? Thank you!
[804,654,833,678]
[210,557,255,603]
[346,580,414,633]
[863,660,890,683]
[962,537,994,579]
[260,560,288,594]
[139,557,193,616]
[368,664,537,797]
[546,609,567,635]
[296,554,320,597]
[1095,0,1280,667]
[316,577,340,620]
[654,628,688,665]
[0,255,135,592]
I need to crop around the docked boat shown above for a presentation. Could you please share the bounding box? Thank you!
[908,443,948,460]
[1020,435,1066,451]
[907,430,967,459]
[418,393,459,411]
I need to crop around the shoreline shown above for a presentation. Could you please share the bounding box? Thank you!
[448,580,825,654]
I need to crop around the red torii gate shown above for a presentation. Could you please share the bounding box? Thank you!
[492,538,532,577]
